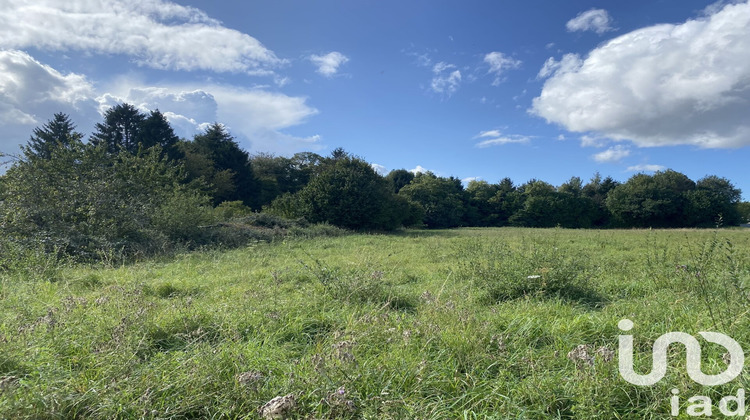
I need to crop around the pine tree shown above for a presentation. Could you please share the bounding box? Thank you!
[24,113,83,159]
[90,103,145,154]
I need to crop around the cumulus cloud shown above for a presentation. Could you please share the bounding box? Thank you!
[370,163,387,176]
[592,145,630,163]
[532,1,750,149]
[537,54,581,79]
[474,130,531,147]
[410,165,432,174]
[103,84,321,154]
[0,50,99,151]
[627,164,667,172]
[0,50,321,156]
[0,0,284,74]
[431,62,462,96]
[566,9,614,34]
[484,52,521,85]
[309,52,349,77]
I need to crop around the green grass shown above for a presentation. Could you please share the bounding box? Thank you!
[1,228,750,419]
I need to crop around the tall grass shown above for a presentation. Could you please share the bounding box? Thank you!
[1,228,749,418]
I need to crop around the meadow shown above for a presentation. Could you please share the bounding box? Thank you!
[1,227,750,419]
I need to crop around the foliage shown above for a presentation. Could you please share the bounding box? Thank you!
[90,103,146,154]
[398,172,466,228]
[385,169,415,193]
[606,170,740,228]
[0,142,213,260]
[738,202,750,223]
[250,152,321,208]
[269,153,420,230]
[180,123,259,208]
[23,113,83,160]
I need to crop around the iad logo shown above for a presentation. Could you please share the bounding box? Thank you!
[617,319,746,417]
[618,319,744,386]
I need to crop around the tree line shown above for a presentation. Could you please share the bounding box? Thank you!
[1,104,748,260]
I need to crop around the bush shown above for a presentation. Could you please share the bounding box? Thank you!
[455,240,601,304]
[268,156,418,230]
[0,144,212,260]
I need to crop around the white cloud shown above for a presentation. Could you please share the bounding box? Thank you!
[477,130,501,138]
[592,145,630,163]
[474,130,530,147]
[0,0,284,74]
[432,62,455,74]
[0,50,99,151]
[626,164,667,172]
[566,9,614,34]
[431,68,462,96]
[484,52,521,85]
[462,176,481,185]
[0,50,321,156]
[102,84,321,154]
[410,165,431,174]
[532,1,750,149]
[370,163,387,176]
[537,54,582,79]
[309,52,349,77]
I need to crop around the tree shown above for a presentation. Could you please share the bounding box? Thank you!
[686,176,742,226]
[465,180,499,226]
[181,123,259,207]
[137,110,182,160]
[0,143,212,259]
[270,154,417,230]
[91,103,145,154]
[737,202,750,224]
[251,153,317,207]
[23,113,83,159]
[508,180,560,227]
[606,170,695,228]
[556,176,598,228]
[487,178,523,226]
[398,173,466,228]
[386,169,415,193]
[582,173,619,227]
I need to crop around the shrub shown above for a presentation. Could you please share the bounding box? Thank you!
[456,240,601,304]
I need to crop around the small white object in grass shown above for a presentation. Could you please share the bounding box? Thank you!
[259,394,295,419]
[527,275,541,279]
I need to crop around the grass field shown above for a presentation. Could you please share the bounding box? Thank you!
[1,228,750,419]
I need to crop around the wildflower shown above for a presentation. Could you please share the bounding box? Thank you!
[325,386,356,414]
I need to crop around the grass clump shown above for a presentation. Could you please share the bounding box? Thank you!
[456,238,602,305]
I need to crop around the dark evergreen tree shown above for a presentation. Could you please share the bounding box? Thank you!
[137,110,182,160]
[183,123,259,207]
[23,113,83,159]
[91,103,146,154]
[582,173,620,227]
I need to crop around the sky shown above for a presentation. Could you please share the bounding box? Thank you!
[1,0,749,198]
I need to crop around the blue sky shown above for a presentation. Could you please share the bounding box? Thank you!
[1,0,749,198]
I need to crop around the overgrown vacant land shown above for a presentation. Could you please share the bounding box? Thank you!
[1,228,750,419]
